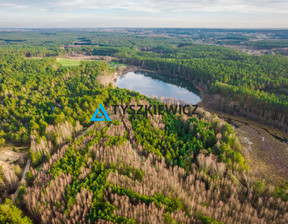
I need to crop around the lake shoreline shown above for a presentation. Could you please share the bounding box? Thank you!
[115,68,201,105]
[116,65,157,76]
[115,66,288,185]
[194,83,288,185]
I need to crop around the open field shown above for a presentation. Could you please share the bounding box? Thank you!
[56,58,83,67]
[1,29,288,223]
[57,57,128,70]
[0,145,26,170]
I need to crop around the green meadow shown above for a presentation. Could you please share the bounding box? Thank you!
[56,58,83,67]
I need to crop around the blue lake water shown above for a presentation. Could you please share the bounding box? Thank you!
[115,71,201,104]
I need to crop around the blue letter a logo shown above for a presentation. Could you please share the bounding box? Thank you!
[91,103,111,122]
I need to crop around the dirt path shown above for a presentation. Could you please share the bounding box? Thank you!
[58,54,117,62]
[12,159,31,202]
[24,55,288,185]
[11,123,99,202]
[0,146,26,174]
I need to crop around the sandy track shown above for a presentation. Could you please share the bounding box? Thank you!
[0,146,25,170]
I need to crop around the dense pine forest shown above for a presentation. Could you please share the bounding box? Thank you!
[1,30,286,130]
[0,29,288,223]
[116,45,288,131]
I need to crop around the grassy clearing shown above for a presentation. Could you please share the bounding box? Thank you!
[56,58,127,69]
[109,61,127,69]
[57,58,83,67]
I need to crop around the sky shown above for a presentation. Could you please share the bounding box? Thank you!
[0,0,288,28]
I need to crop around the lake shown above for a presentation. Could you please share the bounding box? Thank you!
[115,71,201,104]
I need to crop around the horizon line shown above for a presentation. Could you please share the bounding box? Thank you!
[1,27,288,30]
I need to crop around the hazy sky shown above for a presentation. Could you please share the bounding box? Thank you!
[0,0,288,28]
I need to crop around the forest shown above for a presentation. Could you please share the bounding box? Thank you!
[87,32,288,132]
[0,30,287,223]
